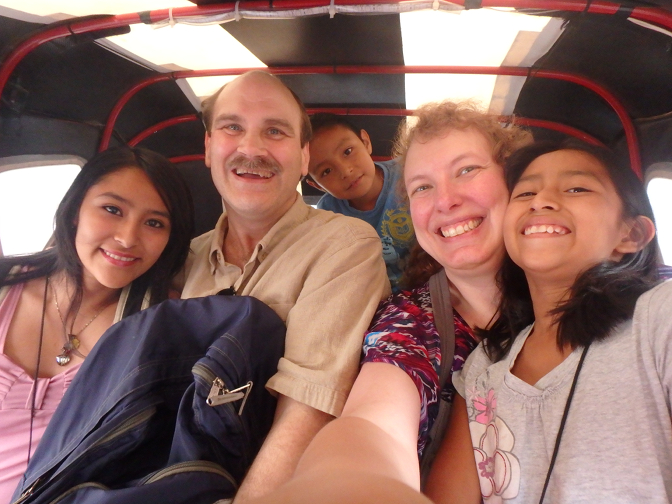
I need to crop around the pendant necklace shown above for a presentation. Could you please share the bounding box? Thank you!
[52,278,112,366]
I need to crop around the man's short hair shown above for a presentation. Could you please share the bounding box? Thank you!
[201,72,312,147]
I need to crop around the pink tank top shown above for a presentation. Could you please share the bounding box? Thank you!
[0,284,81,504]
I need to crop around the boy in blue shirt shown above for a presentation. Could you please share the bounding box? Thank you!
[306,113,414,291]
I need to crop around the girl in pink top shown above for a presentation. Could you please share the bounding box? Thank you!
[0,147,194,504]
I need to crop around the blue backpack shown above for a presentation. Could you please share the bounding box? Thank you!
[12,295,286,504]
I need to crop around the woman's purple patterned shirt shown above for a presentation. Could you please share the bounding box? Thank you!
[362,281,478,457]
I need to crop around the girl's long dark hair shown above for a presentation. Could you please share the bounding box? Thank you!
[482,140,660,362]
[0,147,194,317]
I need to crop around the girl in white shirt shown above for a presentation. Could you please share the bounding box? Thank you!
[429,140,670,504]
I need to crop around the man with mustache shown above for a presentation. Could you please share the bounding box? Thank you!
[181,71,390,502]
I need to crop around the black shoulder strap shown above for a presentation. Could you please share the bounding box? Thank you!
[0,263,12,304]
[420,269,456,488]
[0,262,14,284]
[120,276,153,319]
[121,282,145,319]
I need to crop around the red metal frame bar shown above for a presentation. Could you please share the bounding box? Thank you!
[99,65,638,174]
[128,114,199,146]
[307,107,413,116]
[507,118,604,146]
[169,154,205,163]
[150,111,602,163]
[307,109,604,145]
[2,0,669,175]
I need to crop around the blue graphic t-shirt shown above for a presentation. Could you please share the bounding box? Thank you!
[317,159,414,291]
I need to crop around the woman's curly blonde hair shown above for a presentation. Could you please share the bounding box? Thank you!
[396,100,533,289]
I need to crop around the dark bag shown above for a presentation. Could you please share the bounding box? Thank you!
[419,269,456,488]
[12,296,286,504]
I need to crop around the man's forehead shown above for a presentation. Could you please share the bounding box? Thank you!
[213,74,301,121]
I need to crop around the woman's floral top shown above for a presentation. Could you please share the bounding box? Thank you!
[362,281,479,457]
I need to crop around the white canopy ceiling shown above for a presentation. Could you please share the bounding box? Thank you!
[0,1,560,111]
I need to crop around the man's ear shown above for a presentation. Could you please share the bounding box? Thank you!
[360,129,373,155]
[304,175,325,192]
[204,132,212,168]
[300,142,310,178]
[615,215,656,255]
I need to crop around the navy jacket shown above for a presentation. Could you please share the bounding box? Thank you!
[13,296,285,504]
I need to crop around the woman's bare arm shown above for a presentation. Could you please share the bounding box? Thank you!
[247,470,433,504]
[295,362,423,489]
[246,362,426,503]
[425,394,481,504]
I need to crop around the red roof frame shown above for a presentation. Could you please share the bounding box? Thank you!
[100,64,639,174]
[135,112,604,155]
[2,0,671,176]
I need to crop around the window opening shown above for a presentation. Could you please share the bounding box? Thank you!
[0,164,80,256]
[646,167,672,265]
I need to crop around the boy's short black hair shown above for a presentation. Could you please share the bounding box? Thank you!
[310,113,362,139]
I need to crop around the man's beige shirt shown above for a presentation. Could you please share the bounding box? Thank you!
[181,197,391,416]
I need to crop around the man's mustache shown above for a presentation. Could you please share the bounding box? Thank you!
[227,154,280,173]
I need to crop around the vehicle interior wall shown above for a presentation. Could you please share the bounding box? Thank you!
[0,11,218,241]
[515,13,672,161]
[175,159,223,237]
[635,119,672,169]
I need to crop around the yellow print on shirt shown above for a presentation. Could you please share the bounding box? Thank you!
[381,206,414,246]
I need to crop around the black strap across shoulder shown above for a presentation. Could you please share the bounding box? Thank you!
[538,343,591,504]
[420,269,456,488]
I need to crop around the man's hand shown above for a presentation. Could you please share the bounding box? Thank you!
[233,394,332,503]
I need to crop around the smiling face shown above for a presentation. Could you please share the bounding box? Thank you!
[204,72,309,226]
[404,128,509,278]
[75,167,171,292]
[308,125,381,210]
[504,149,634,283]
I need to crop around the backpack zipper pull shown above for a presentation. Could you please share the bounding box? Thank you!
[206,378,253,415]
[14,476,42,504]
